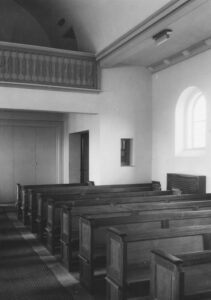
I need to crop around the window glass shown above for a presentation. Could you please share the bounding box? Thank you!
[175,87,206,156]
[121,139,132,166]
[188,94,206,149]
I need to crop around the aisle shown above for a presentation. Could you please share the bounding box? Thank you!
[0,210,93,300]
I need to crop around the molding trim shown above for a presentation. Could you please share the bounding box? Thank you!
[0,119,63,128]
[0,41,95,58]
[96,0,207,67]
[148,37,211,73]
[0,81,101,94]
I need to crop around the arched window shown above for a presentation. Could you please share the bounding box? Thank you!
[175,87,206,156]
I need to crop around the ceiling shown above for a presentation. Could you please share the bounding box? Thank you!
[97,0,211,71]
[1,0,211,72]
[11,0,172,52]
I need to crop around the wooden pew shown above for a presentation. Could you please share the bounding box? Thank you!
[151,249,211,300]
[46,193,211,255]
[78,209,211,292]
[46,192,172,254]
[22,182,160,226]
[18,183,89,223]
[18,172,206,222]
[33,189,169,235]
[167,173,206,194]
[106,224,211,300]
[58,194,211,268]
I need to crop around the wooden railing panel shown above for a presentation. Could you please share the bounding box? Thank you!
[0,42,99,91]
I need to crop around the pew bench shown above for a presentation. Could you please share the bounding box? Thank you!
[47,201,136,255]
[59,195,211,271]
[24,182,161,229]
[17,181,160,218]
[106,224,211,300]
[151,249,211,300]
[19,183,89,224]
[47,194,211,256]
[78,209,211,292]
[33,189,171,236]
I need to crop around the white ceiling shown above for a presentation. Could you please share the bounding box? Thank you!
[96,0,211,71]
[60,0,172,52]
[12,0,173,52]
[116,0,211,67]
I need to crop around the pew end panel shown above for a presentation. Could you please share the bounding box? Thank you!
[106,228,150,300]
[151,249,211,300]
[79,217,93,290]
[46,199,64,254]
[16,183,22,219]
[21,188,29,225]
[60,206,75,271]
[79,217,92,263]
[106,228,127,288]
[150,249,184,300]
[36,193,47,241]
[27,190,38,233]
[79,216,108,291]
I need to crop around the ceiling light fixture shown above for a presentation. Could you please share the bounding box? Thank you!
[153,29,173,46]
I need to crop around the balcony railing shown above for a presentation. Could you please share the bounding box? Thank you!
[0,42,99,91]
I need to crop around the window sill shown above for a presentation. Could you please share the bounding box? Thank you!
[121,165,135,167]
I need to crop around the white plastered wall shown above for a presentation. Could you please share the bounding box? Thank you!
[152,49,211,191]
[0,66,152,186]
[65,66,152,185]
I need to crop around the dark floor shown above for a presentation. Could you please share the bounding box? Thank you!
[0,208,96,300]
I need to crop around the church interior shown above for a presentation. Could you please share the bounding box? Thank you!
[1,0,211,299]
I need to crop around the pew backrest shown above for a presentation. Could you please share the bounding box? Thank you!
[167,173,206,194]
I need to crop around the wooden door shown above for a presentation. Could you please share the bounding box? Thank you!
[35,127,59,184]
[0,122,62,204]
[0,126,14,203]
[80,132,89,184]
[13,126,36,195]
[0,126,36,203]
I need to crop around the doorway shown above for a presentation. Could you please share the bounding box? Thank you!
[69,131,89,184]
[80,131,89,183]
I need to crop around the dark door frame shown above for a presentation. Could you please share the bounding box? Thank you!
[80,131,89,184]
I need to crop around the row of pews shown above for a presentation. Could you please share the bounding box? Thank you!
[16,173,211,300]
